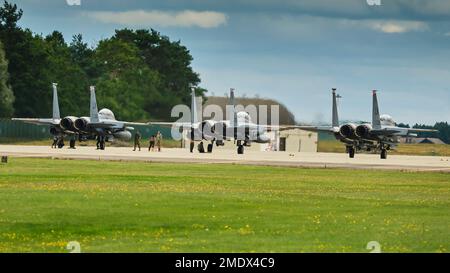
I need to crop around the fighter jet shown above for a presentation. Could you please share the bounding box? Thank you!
[149,88,283,154]
[73,86,147,150]
[13,84,145,150]
[12,83,78,140]
[353,90,438,159]
[299,88,371,158]
[300,89,438,159]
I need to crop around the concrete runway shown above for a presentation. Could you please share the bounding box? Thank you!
[0,145,449,172]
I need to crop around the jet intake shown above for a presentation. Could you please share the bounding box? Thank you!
[113,130,132,141]
[355,124,373,138]
[339,124,357,139]
[60,116,78,131]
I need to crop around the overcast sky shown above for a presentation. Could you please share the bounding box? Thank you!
[9,0,450,125]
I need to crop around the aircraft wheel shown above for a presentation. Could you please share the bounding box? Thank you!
[198,142,205,153]
[381,149,387,159]
[207,144,213,153]
[190,142,195,153]
[237,145,244,154]
[349,147,355,158]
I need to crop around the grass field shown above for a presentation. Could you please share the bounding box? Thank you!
[318,140,450,157]
[0,158,449,253]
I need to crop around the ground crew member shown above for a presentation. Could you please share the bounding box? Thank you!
[156,131,162,152]
[57,136,64,149]
[96,135,101,150]
[149,135,155,151]
[69,135,76,149]
[133,131,141,151]
[52,136,58,148]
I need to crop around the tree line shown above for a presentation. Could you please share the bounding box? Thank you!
[0,1,206,121]
[397,122,450,144]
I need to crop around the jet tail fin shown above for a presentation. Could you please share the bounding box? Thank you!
[332,88,339,128]
[52,83,60,120]
[372,90,381,130]
[190,87,198,124]
[90,86,99,123]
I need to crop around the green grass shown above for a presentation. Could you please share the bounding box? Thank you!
[0,158,449,253]
[318,140,450,157]
[0,137,182,148]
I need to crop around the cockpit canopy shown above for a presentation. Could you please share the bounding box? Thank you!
[98,108,116,121]
[380,114,395,126]
[236,111,252,124]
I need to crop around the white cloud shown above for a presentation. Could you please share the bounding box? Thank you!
[366,20,429,33]
[84,10,227,28]
[255,14,429,38]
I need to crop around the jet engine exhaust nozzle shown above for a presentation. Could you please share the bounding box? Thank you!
[75,118,88,131]
[340,124,357,139]
[60,116,78,131]
[356,125,372,138]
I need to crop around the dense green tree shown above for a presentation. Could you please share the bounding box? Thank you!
[113,29,204,104]
[433,122,450,144]
[0,1,51,117]
[0,40,13,116]
[396,123,410,128]
[70,34,98,79]
[43,31,90,116]
[94,38,161,121]
[414,122,450,144]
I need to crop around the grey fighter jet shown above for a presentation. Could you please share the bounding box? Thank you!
[73,86,147,150]
[300,89,438,159]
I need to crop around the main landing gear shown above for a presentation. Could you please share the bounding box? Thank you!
[197,142,205,153]
[237,140,248,155]
[347,146,355,158]
[197,140,215,153]
[207,141,214,153]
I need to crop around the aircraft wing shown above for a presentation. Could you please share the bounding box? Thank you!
[371,128,438,136]
[148,121,197,129]
[12,118,60,126]
[370,128,403,135]
[87,122,118,128]
[120,121,148,126]
[407,128,438,133]
[253,125,310,131]
[298,125,339,133]
[87,121,148,129]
